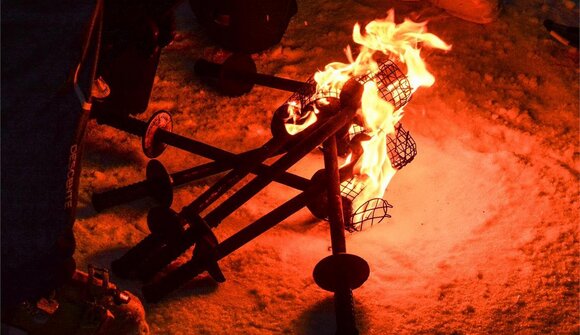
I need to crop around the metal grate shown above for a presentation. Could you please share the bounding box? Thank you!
[285,59,411,114]
[347,122,417,170]
[357,59,412,111]
[340,178,365,202]
[346,198,392,232]
[285,77,340,110]
[340,178,393,232]
[386,123,417,170]
[348,123,366,140]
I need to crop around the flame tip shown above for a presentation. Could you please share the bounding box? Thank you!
[289,9,448,212]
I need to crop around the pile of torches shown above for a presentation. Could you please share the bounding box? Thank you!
[91,10,449,335]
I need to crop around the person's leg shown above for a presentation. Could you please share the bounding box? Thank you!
[1,0,95,306]
[1,2,149,334]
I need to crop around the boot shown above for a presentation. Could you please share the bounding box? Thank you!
[2,266,149,335]
[430,0,502,24]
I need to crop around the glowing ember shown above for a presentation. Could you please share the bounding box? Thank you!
[286,10,450,229]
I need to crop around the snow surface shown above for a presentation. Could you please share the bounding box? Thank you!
[76,0,579,334]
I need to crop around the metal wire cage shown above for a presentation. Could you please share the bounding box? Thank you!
[347,198,393,232]
[386,123,417,170]
[340,178,365,202]
[346,122,417,170]
[285,60,412,232]
[285,58,411,114]
[339,124,415,231]
[339,179,393,232]
[347,123,366,140]
[285,76,340,110]
[357,59,412,111]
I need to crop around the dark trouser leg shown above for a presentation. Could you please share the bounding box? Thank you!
[1,1,94,306]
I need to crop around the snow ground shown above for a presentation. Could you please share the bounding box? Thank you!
[75,0,579,334]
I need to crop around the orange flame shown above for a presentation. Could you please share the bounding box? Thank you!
[282,10,450,227]
[314,9,451,94]
[322,10,450,227]
[284,101,318,135]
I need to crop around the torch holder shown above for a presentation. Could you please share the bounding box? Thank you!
[97,55,418,334]
[99,80,367,335]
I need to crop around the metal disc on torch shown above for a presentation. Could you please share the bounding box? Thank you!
[91,159,173,212]
[146,206,184,238]
[142,110,173,158]
[145,160,174,208]
[313,253,370,292]
[305,169,353,221]
[111,206,184,280]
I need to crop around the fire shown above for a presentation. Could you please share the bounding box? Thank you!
[284,101,318,135]
[350,10,451,89]
[346,81,399,214]
[288,10,450,229]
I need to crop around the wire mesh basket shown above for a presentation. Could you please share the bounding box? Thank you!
[339,179,393,232]
[340,178,365,202]
[356,59,412,111]
[348,123,366,140]
[284,76,340,110]
[284,58,411,115]
[346,122,416,170]
[346,198,393,232]
[386,123,417,170]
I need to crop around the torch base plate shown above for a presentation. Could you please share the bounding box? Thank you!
[313,253,369,292]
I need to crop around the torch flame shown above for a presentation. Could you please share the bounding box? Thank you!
[282,10,450,228]
[351,10,451,89]
[284,101,318,135]
[321,10,450,228]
